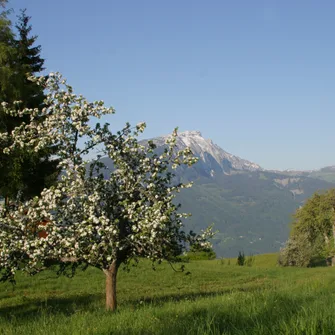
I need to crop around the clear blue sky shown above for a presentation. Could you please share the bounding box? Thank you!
[9,0,335,170]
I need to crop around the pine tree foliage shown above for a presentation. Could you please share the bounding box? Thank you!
[0,7,59,203]
[0,2,14,102]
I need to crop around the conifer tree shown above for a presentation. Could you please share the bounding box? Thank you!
[0,1,17,205]
[0,1,14,102]
[14,9,45,108]
[0,7,59,204]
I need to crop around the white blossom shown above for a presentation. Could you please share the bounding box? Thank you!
[0,73,214,282]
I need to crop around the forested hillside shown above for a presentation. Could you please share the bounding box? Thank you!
[178,171,335,257]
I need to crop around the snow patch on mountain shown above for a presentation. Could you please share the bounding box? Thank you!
[151,130,263,174]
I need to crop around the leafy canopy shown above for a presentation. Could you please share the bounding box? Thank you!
[279,189,335,267]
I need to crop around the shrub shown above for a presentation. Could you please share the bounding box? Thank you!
[237,251,245,266]
[245,254,255,267]
[278,233,312,267]
[219,257,225,265]
[187,250,216,261]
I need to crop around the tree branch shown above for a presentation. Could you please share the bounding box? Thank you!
[0,222,20,231]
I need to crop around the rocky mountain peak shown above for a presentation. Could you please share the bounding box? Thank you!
[179,130,203,137]
[150,130,263,176]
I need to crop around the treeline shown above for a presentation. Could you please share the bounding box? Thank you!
[279,189,335,267]
[0,1,58,206]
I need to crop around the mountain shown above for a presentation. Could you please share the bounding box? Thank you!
[145,131,335,257]
[100,130,335,258]
[142,131,262,179]
[307,166,335,183]
[268,166,335,183]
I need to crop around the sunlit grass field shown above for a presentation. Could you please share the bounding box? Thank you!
[1,253,335,334]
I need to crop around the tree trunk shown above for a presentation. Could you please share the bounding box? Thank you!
[103,260,119,311]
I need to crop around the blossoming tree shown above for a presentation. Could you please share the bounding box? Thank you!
[0,73,214,311]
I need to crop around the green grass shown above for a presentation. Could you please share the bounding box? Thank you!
[1,254,335,334]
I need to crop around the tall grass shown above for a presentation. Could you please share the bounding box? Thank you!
[1,254,335,334]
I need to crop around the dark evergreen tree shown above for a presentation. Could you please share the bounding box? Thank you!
[0,2,17,205]
[0,7,59,205]
[0,1,14,102]
[14,9,45,108]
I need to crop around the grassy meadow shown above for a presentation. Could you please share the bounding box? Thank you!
[1,254,335,334]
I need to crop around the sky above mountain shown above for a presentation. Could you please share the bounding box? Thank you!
[9,0,335,170]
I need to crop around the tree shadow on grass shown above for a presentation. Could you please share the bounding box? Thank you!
[0,293,104,320]
[0,287,324,335]
[0,284,267,322]
[0,285,322,334]
[122,284,268,309]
